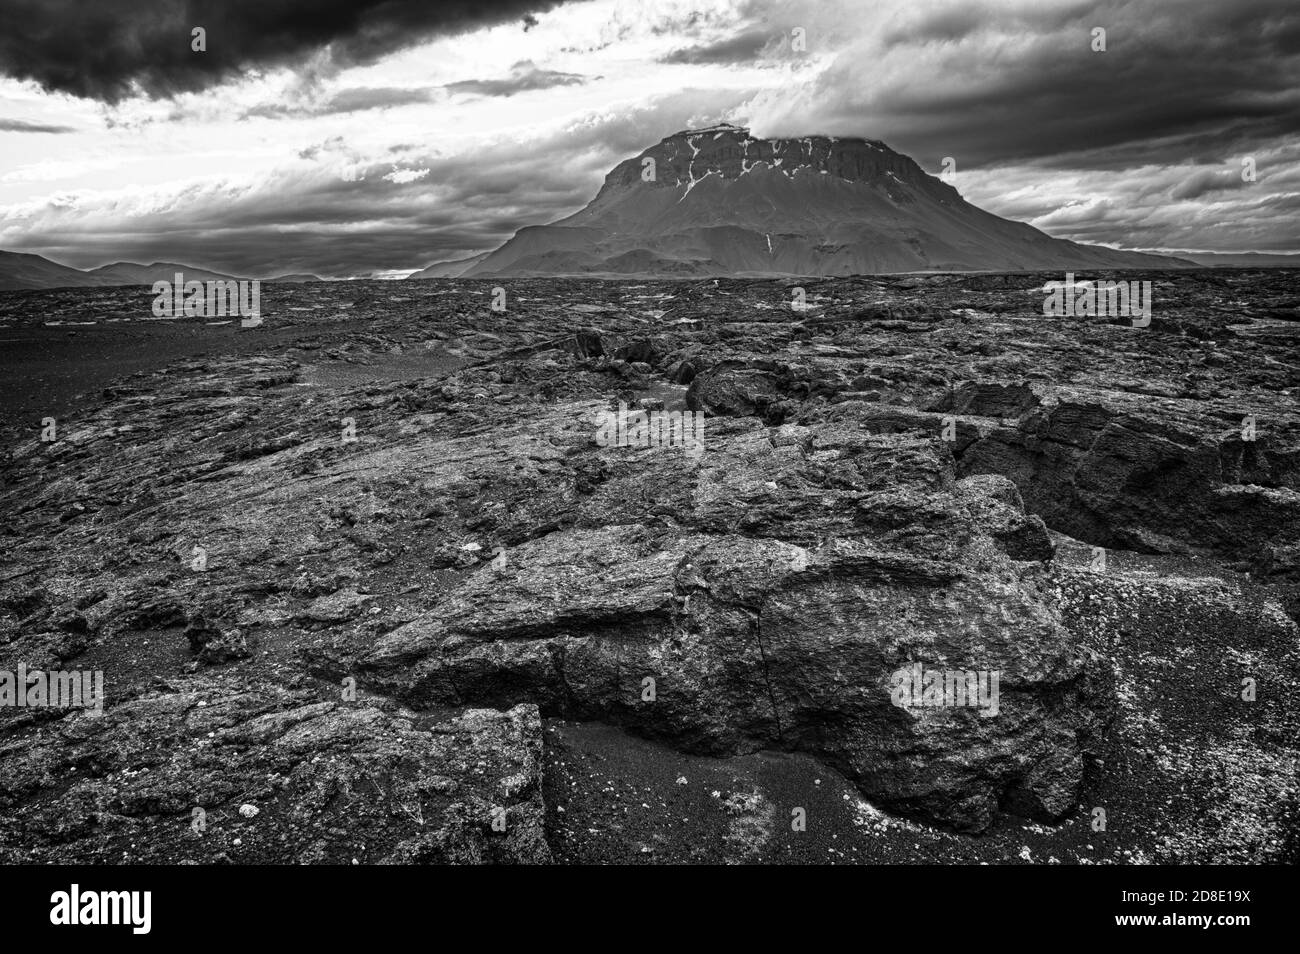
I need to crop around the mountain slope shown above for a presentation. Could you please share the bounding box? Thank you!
[0,251,256,290]
[408,251,494,279]
[463,124,1190,277]
[263,273,324,283]
[1163,251,1300,267]
[87,261,241,284]
[0,250,110,290]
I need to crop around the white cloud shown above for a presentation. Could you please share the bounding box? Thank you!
[382,167,431,184]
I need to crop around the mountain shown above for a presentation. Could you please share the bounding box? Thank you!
[459,124,1191,277]
[1158,251,1300,268]
[262,273,323,283]
[407,251,493,279]
[0,250,110,290]
[0,251,256,291]
[87,261,241,284]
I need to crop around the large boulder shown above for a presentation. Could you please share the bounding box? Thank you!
[306,403,1102,834]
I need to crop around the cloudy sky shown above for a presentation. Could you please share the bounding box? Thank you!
[0,0,1296,277]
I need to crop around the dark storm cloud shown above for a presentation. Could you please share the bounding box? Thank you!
[659,28,775,64]
[0,118,75,133]
[1044,186,1300,252]
[0,0,576,103]
[879,0,1095,47]
[1169,168,1249,201]
[443,61,592,98]
[763,0,1300,173]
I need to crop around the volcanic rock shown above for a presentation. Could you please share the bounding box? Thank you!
[1,267,1296,862]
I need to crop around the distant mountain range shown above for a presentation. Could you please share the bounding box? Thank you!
[5,130,1297,291]
[0,251,321,291]
[1148,251,1300,267]
[87,261,244,285]
[410,124,1197,278]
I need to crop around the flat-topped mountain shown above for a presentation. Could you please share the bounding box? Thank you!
[435,124,1190,277]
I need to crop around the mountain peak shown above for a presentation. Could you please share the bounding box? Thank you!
[662,125,889,150]
[668,122,751,139]
[615,126,921,196]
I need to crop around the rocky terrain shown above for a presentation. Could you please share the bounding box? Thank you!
[0,269,1297,864]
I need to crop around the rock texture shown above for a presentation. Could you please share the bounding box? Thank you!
[0,681,549,864]
[1,267,1296,861]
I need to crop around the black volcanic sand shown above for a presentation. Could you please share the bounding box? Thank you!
[546,544,1299,864]
[0,270,1297,864]
[0,322,288,420]
[0,282,456,420]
